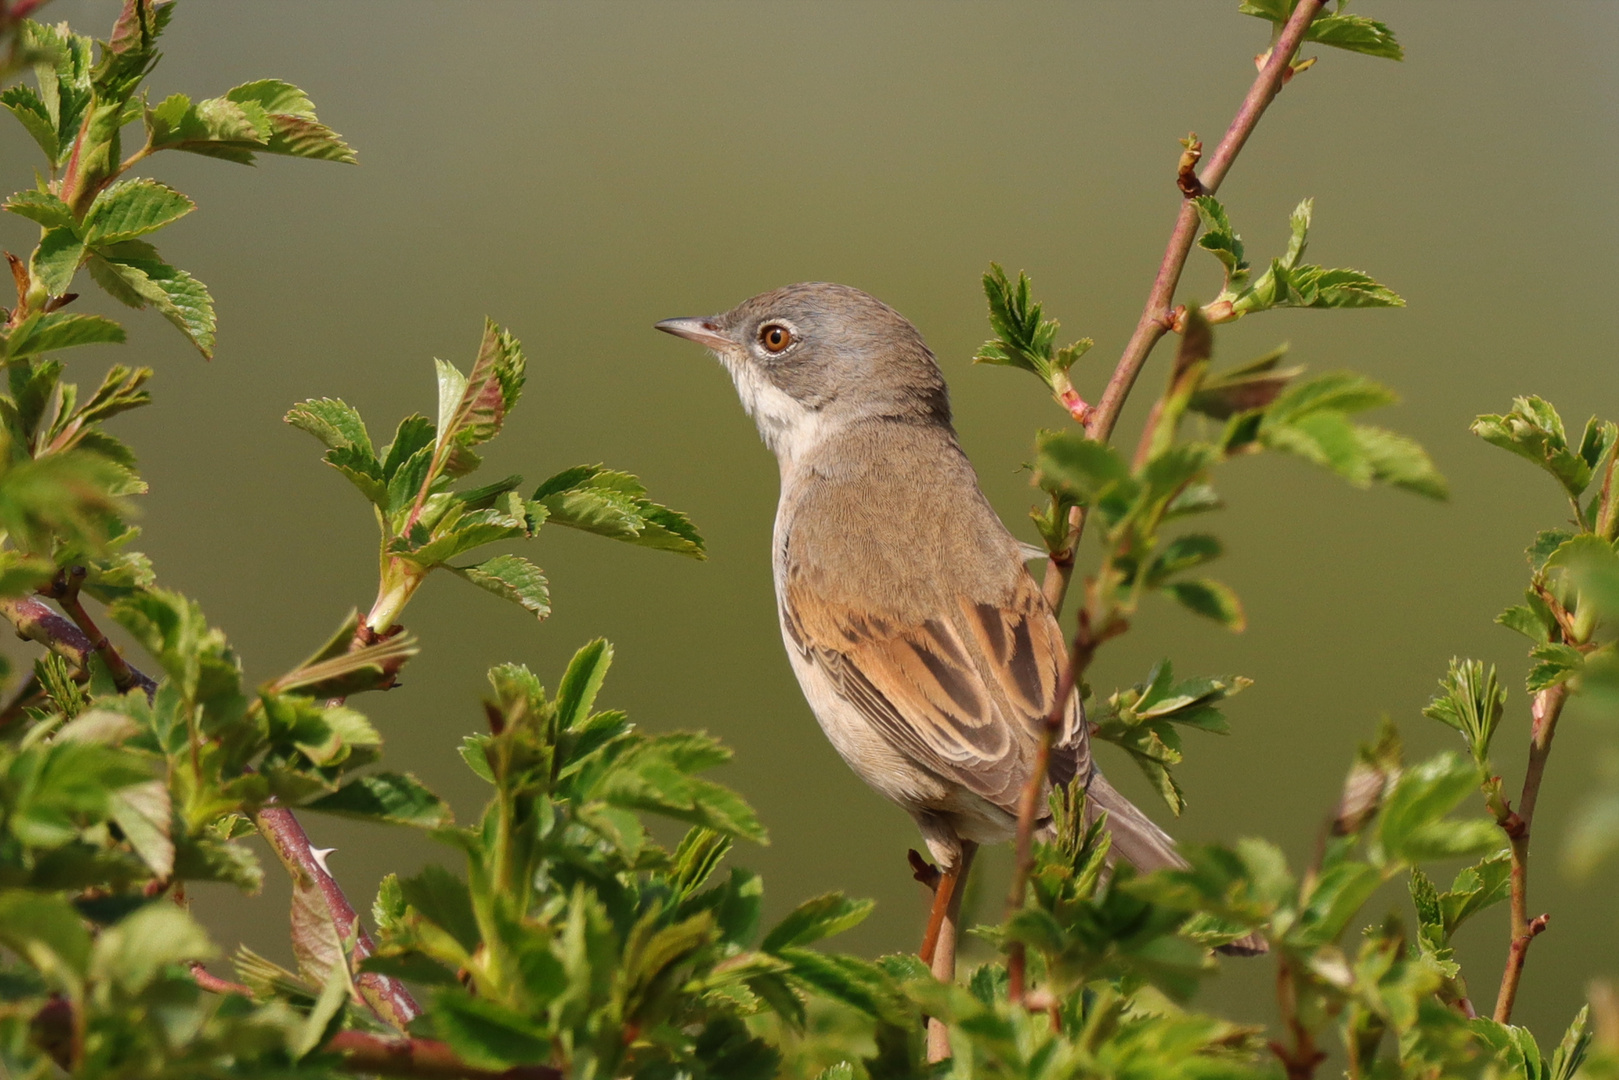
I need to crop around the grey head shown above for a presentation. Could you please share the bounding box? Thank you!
[656,283,951,462]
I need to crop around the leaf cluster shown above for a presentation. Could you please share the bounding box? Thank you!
[1194,196,1403,324]
[361,642,905,1078]
[288,321,702,632]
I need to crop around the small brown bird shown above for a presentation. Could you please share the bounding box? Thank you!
[657,284,1247,985]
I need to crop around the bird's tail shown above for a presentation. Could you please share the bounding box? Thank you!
[1081,772,1268,956]
[1083,771,1186,873]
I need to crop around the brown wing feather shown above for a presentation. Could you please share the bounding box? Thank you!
[783,567,1089,813]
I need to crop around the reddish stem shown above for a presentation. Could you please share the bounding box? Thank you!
[1038,0,1328,614]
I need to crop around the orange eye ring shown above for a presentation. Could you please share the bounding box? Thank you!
[759,323,793,353]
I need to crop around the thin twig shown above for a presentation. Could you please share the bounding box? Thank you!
[40,566,143,693]
[1493,681,1569,1023]
[1038,0,1327,615]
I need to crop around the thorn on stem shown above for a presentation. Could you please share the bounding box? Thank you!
[44,292,78,313]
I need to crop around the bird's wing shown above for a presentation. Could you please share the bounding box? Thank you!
[782,568,1088,812]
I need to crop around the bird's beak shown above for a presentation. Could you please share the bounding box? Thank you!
[654,316,732,351]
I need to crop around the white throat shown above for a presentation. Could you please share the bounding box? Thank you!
[720,352,828,468]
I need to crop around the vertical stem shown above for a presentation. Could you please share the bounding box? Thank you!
[1493,681,1568,1023]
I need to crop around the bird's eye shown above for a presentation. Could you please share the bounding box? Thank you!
[759,323,794,353]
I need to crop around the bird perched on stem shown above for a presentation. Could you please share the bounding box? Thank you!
[657,283,1252,1050]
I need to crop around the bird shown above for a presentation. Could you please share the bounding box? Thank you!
[655,283,1255,983]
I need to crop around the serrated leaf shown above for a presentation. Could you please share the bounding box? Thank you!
[534,465,704,558]
[2,84,59,161]
[87,244,215,357]
[82,178,194,244]
[434,993,551,1071]
[285,398,374,456]
[1423,659,1506,766]
[2,312,125,361]
[1306,13,1404,61]
[110,779,174,879]
[1189,345,1302,419]
[1526,643,1584,693]
[225,80,357,163]
[761,894,875,953]
[304,772,450,828]
[1473,397,1594,500]
[3,188,74,230]
[447,553,550,619]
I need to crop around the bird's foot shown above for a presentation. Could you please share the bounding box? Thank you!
[907,848,941,890]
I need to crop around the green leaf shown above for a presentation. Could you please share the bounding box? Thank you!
[534,465,705,558]
[1354,426,1448,499]
[973,264,1091,386]
[1240,3,1404,59]
[1472,397,1595,500]
[1144,533,1222,586]
[82,178,194,244]
[110,780,174,880]
[434,993,551,1071]
[1,84,59,162]
[1438,850,1512,937]
[2,188,75,230]
[1422,659,1506,766]
[87,242,215,357]
[304,772,451,828]
[1035,430,1136,518]
[30,226,84,295]
[555,639,612,730]
[1193,195,1247,291]
[1161,578,1245,631]
[761,893,875,953]
[1550,1006,1593,1080]
[1526,643,1584,693]
[2,312,125,361]
[89,903,214,996]
[1376,752,1497,865]
[0,890,92,987]
[400,865,481,956]
[225,80,357,163]
[447,554,550,619]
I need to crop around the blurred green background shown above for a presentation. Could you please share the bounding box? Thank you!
[3,0,1616,1043]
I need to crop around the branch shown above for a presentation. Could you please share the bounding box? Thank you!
[254,804,421,1028]
[1039,0,1327,613]
[1493,680,1569,1023]
[0,591,420,1028]
[38,566,146,694]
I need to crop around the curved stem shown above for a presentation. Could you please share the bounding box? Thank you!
[1038,0,1326,617]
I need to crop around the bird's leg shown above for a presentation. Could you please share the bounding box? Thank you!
[923,841,976,1063]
